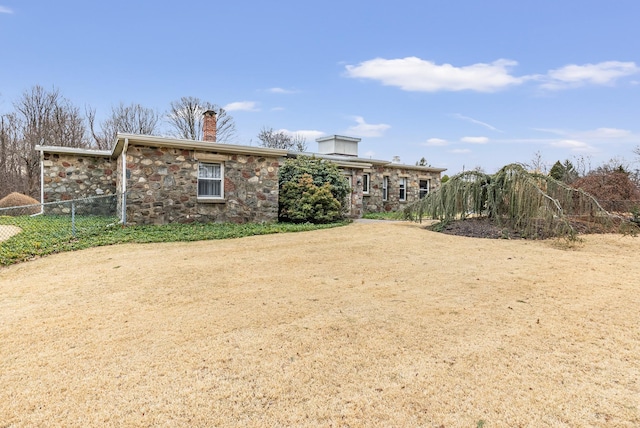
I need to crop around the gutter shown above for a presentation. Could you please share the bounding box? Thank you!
[121,137,129,224]
[33,148,45,216]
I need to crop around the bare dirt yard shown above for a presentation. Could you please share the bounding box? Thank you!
[1,221,639,427]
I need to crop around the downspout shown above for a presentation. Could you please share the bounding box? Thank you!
[121,137,129,224]
[35,149,44,216]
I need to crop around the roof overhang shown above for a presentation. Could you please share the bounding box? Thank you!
[112,133,289,158]
[35,145,112,157]
[386,164,448,173]
[35,134,447,174]
[37,134,290,159]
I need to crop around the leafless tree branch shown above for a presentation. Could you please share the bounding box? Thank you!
[167,96,237,143]
[257,127,307,151]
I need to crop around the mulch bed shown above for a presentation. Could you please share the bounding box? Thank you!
[430,217,524,239]
[430,216,636,240]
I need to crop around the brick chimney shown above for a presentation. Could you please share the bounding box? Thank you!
[203,110,217,142]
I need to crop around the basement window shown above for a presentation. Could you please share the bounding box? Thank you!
[198,162,224,199]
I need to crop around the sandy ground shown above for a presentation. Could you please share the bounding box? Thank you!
[0,225,21,242]
[1,221,639,427]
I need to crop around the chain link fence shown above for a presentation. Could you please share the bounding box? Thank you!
[0,194,121,244]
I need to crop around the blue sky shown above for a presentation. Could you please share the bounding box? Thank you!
[1,0,639,175]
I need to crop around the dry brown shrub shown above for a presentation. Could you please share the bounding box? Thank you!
[572,171,640,212]
[0,192,40,215]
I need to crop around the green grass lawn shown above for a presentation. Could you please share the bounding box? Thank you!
[362,211,404,220]
[0,215,347,266]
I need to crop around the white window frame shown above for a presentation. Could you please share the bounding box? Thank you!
[197,162,224,200]
[382,176,389,201]
[399,177,407,201]
[362,173,370,194]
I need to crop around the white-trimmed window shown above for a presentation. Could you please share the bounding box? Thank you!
[362,173,370,194]
[419,179,430,199]
[399,177,407,201]
[382,176,389,201]
[198,162,224,199]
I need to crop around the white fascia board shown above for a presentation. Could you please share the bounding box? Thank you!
[35,145,112,157]
[115,133,289,157]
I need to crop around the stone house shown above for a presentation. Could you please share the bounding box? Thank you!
[36,112,445,224]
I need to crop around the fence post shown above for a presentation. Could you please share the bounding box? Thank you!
[71,201,76,238]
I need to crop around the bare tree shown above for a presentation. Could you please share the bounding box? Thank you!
[592,156,631,175]
[51,100,87,147]
[14,85,87,147]
[89,102,160,149]
[0,113,23,198]
[86,107,109,150]
[257,127,307,151]
[525,150,548,174]
[572,154,592,177]
[166,96,236,143]
[633,146,640,187]
[13,85,88,196]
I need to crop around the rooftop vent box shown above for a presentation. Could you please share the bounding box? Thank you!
[315,135,361,157]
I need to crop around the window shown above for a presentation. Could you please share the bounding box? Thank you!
[362,173,370,194]
[198,162,224,199]
[419,179,430,199]
[399,178,406,201]
[382,176,389,201]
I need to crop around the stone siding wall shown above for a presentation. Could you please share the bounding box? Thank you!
[41,152,117,216]
[125,144,281,225]
[363,165,441,213]
[42,152,116,202]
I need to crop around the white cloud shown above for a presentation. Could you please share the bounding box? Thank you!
[345,57,527,92]
[452,114,503,132]
[461,136,489,144]
[345,116,390,137]
[550,139,596,152]
[424,138,448,146]
[535,126,633,141]
[223,101,259,112]
[583,127,631,139]
[450,149,472,154]
[278,129,325,141]
[0,6,13,13]
[540,61,640,90]
[346,57,640,94]
[270,106,285,111]
[268,87,297,94]
[532,127,567,136]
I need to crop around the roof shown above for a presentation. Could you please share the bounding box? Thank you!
[36,133,446,173]
[290,151,447,173]
[111,134,290,158]
[36,133,290,159]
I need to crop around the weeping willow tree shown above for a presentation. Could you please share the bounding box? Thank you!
[405,163,631,240]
